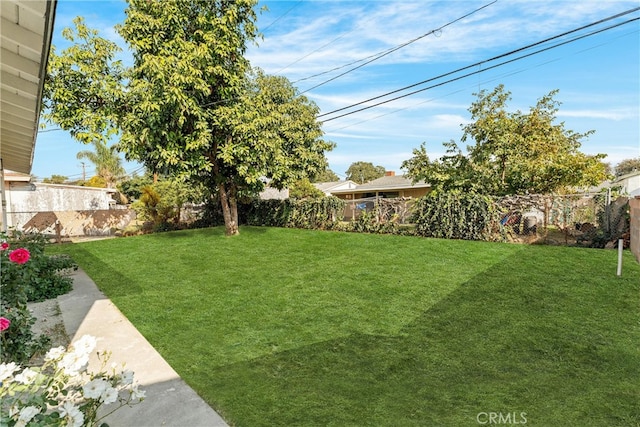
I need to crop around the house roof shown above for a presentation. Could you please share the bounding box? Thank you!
[331,174,430,194]
[1,0,57,174]
[314,180,358,192]
[613,169,640,183]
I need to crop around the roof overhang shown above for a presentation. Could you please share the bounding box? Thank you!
[1,0,57,174]
[330,183,431,195]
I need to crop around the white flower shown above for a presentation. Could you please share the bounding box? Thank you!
[14,368,38,384]
[15,406,40,427]
[0,362,19,382]
[71,335,97,357]
[101,386,119,404]
[59,402,84,427]
[44,346,65,361]
[83,378,109,399]
[59,351,89,376]
[130,384,146,400]
[120,370,135,385]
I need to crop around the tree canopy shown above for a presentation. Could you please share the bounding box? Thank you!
[311,166,340,183]
[42,17,124,145]
[43,0,334,236]
[402,85,609,195]
[42,175,68,184]
[615,157,640,177]
[345,161,386,184]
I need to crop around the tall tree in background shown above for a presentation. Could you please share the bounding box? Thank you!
[118,0,331,235]
[42,175,68,184]
[345,161,386,184]
[76,140,126,188]
[311,166,340,183]
[615,157,640,177]
[403,85,609,195]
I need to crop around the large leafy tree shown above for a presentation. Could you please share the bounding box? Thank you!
[403,85,609,195]
[44,0,333,236]
[211,70,332,226]
[117,0,331,235]
[345,161,386,184]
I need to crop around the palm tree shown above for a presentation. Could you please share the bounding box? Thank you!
[76,141,126,188]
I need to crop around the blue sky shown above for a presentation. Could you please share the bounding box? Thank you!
[33,0,640,181]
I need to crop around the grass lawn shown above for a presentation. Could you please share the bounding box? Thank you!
[49,227,640,426]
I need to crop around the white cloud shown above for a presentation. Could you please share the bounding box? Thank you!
[558,109,638,121]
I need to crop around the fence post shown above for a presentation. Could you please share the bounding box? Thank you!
[617,239,623,276]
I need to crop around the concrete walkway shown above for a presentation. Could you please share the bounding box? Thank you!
[57,269,229,427]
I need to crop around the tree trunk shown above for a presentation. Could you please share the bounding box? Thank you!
[229,185,239,231]
[218,182,239,236]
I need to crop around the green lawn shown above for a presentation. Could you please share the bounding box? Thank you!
[49,227,640,426]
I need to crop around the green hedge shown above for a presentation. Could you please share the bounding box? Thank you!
[412,192,497,240]
[246,197,345,230]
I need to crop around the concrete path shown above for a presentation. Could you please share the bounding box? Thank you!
[57,269,229,427]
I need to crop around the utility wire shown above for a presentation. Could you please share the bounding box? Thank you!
[299,0,497,95]
[329,26,640,133]
[260,0,304,34]
[318,6,639,120]
[320,15,639,123]
[279,9,374,77]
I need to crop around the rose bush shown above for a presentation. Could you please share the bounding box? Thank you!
[1,232,77,364]
[1,232,77,303]
[1,237,50,364]
[0,335,145,426]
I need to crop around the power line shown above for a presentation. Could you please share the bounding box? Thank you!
[278,8,373,77]
[260,0,304,34]
[325,39,607,133]
[322,17,639,123]
[298,0,497,95]
[318,7,640,122]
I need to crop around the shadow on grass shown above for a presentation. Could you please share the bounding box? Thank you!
[60,246,143,298]
[198,249,639,427]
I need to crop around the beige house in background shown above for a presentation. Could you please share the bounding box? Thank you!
[329,172,430,200]
[321,172,431,221]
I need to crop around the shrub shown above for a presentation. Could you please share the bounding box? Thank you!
[245,199,293,227]
[348,206,400,235]
[1,232,77,364]
[288,197,345,230]
[244,197,345,230]
[1,232,77,303]
[0,303,49,365]
[412,192,498,240]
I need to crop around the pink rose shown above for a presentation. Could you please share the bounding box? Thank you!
[8,248,30,264]
[0,241,8,251]
[0,317,10,332]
